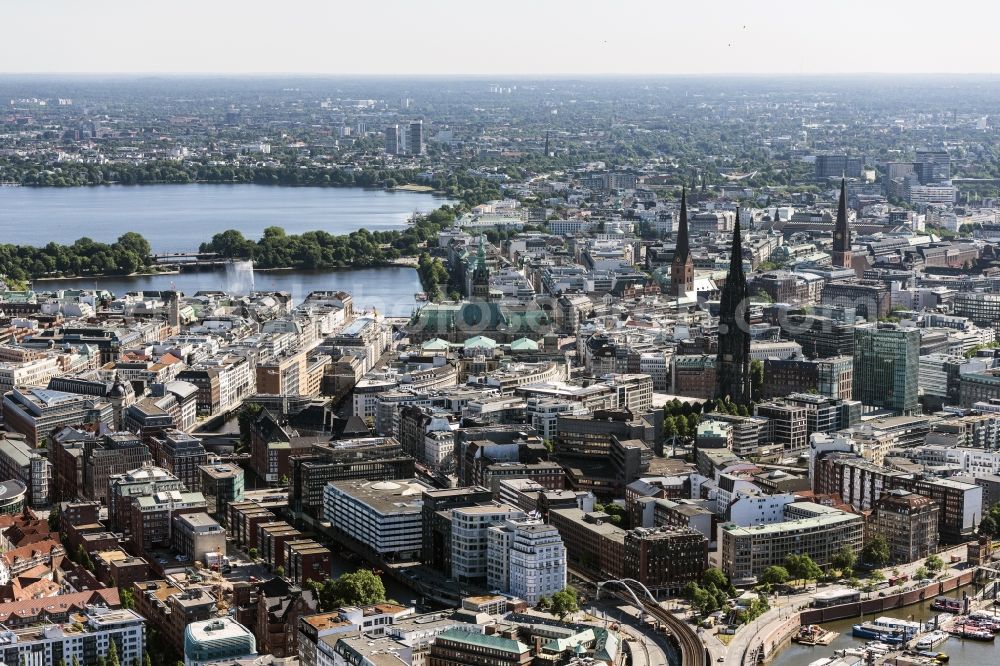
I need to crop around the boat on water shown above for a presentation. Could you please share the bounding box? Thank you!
[951,624,995,641]
[873,616,921,639]
[833,648,866,658]
[967,611,1000,632]
[793,624,838,645]
[852,622,904,643]
[915,630,950,649]
[931,596,963,613]
[915,650,949,663]
[865,641,894,655]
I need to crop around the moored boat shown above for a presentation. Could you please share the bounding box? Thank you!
[852,622,904,643]
[957,624,995,641]
[930,596,963,613]
[915,630,949,649]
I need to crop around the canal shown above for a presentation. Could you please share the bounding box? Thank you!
[769,585,998,665]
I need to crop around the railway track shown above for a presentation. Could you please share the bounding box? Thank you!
[572,566,707,666]
[632,593,707,666]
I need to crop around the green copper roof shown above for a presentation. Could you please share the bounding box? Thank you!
[436,629,529,654]
[464,335,497,349]
[421,338,451,351]
[509,337,539,351]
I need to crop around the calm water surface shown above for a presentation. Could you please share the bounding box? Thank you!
[769,585,995,665]
[34,266,424,317]
[0,184,453,252]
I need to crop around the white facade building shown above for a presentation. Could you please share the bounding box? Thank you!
[451,504,525,583]
[323,479,429,560]
[486,518,567,605]
[0,608,145,666]
[423,430,455,470]
[909,445,1000,476]
[526,398,588,441]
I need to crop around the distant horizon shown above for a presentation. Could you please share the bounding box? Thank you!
[3,72,1000,80]
[5,0,1000,77]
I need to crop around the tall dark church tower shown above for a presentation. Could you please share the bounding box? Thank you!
[832,178,852,269]
[472,235,491,300]
[670,189,694,297]
[716,210,751,404]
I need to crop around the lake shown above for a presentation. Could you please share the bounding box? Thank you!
[0,184,453,252]
[34,265,425,317]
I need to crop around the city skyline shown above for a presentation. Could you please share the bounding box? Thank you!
[5,0,1000,75]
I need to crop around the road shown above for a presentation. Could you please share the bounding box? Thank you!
[726,543,972,666]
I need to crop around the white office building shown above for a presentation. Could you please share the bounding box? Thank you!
[526,398,588,441]
[486,518,566,605]
[451,504,525,583]
[323,478,429,560]
[0,607,145,666]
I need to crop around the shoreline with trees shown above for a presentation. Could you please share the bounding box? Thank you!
[0,194,488,299]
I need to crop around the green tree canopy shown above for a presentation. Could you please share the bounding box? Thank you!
[831,546,857,572]
[861,536,890,568]
[761,565,789,586]
[549,587,579,619]
[327,569,387,609]
[783,553,822,583]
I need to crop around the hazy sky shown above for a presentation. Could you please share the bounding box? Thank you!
[5,0,999,75]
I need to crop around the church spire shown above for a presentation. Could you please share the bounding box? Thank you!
[716,209,751,405]
[728,209,745,282]
[670,188,694,298]
[833,178,851,268]
[676,188,690,263]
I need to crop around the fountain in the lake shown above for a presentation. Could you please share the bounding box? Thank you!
[224,260,255,296]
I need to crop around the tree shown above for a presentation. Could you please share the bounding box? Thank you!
[538,596,552,611]
[831,546,857,573]
[601,502,627,527]
[861,535,890,568]
[915,566,929,580]
[236,402,262,453]
[925,554,944,573]
[108,637,121,666]
[120,587,136,610]
[784,554,822,585]
[329,569,387,608]
[662,416,677,441]
[686,413,700,434]
[761,565,789,586]
[247,548,259,560]
[48,505,61,532]
[274,565,285,578]
[980,513,999,537]
[870,570,886,584]
[549,587,580,620]
[703,567,731,592]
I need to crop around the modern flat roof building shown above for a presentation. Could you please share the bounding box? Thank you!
[852,323,920,416]
[322,478,430,561]
[486,518,566,605]
[184,618,257,666]
[720,502,863,585]
[0,607,146,666]
[0,435,50,507]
